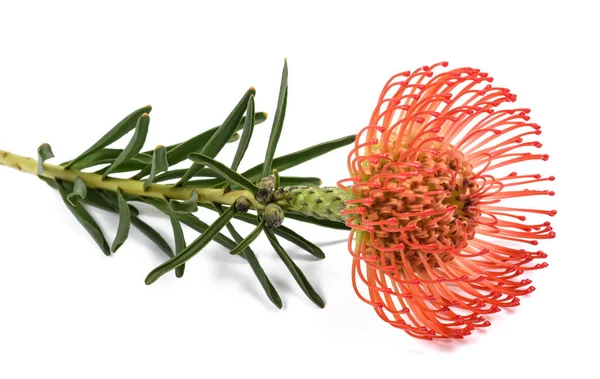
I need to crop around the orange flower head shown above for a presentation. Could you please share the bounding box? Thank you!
[338,62,555,340]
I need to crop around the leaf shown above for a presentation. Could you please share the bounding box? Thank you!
[112,189,131,253]
[67,177,88,206]
[229,219,265,255]
[170,191,199,214]
[96,190,173,258]
[214,205,282,309]
[242,134,356,182]
[37,143,54,174]
[278,177,321,187]
[264,228,324,308]
[143,198,237,252]
[284,212,350,230]
[231,95,255,171]
[163,198,187,278]
[273,169,280,191]
[131,112,267,179]
[145,205,238,284]
[64,149,152,171]
[153,168,217,183]
[65,105,151,169]
[144,145,169,190]
[262,60,288,177]
[213,208,326,259]
[188,153,257,193]
[55,179,111,256]
[102,113,150,179]
[176,88,256,186]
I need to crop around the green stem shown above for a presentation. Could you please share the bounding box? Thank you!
[0,149,264,210]
[0,149,355,225]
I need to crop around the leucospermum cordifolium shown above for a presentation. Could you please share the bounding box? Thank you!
[339,62,555,339]
[0,61,554,340]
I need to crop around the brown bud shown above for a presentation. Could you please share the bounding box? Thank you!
[235,197,251,213]
[263,203,284,228]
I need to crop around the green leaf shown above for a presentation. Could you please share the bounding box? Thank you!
[145,205,238,285]
[37,143,54,174]
[229,219,265,255]
[152,168,217,183]
[215,205,282,309]
[144,145,169,190]
[242,135,356,182]
[102,113,150,179]
[188,153,258,193]
[163,198,187,278]
[278,177,321,187]
[231,95,255,171]
[211,208,326,259]
[143,198,236,252]
[55,179,111,256]
[262,60,288,178]
[176,88,256,186]
[273,169,280,191]
[131,112,267,179]
[112,189,131,253]
[96,190,173,258]
[64,149,149,171]
[170,191,199,214]
[67,177,88,206]
[65,105,151,169]
[264,228,324,308]
[284,212,350,230]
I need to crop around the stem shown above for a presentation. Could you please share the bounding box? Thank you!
[0,149,265,210]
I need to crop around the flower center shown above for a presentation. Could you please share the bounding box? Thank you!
[355,144,480,271]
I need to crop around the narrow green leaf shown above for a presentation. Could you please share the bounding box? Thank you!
[262,60,288,178]
[162,198,187,278]
[188,153,258,193]
[264,228,324,308]
[96,190,173,258]
[37,143,54,174]
[170,191,199,213]
[145,205,238,285]
[86,188,140,215]
[278,177,321,187]
[133,112,267,179]
[112,189,131,253]
[182,178,227,188]
[102,114,150,179]
[231,95,255,171]
[153,168,217,183]
[67,177,88,206]
[215,205,282,309]
[273,169,280,191]
[55,180,111,256]
[66,105,151,169]
[229,219,265,255]
[176,88,256,186]
[207,207,326,259]
[243,134,356,182]
[284,212,350,230]
[142,198,236,253]
[144,145,169,190]
[228,133,241,143]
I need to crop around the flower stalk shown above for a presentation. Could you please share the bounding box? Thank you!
[0,149,263,210]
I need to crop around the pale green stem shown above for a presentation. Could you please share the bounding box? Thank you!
[0,149,264,210]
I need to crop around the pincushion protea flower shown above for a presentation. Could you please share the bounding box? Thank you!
[0,60,554,341]
[338,62,555,339]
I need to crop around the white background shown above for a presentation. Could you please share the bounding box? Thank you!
[0,1,596,378]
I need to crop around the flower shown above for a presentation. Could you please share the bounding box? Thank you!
[338,62,555,340]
